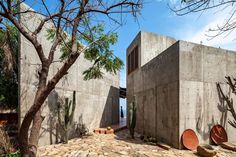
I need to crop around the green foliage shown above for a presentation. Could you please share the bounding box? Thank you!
[46,21,124,81]
[0,25,18,109]
[129,96,136,139]
[1,150,20,157]
[46,28,56,41]
[81,24,123,80]
[60,40,82,60]
[57,91,76,143]
[46,27,67,41]
[83,66,103,80]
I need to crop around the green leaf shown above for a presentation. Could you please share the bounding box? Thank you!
[83,66,103,80]
[46,28,56,41]
[60,40,82,60]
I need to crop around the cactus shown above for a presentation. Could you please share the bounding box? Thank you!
[129,96,136,139]
[57,91,76,143]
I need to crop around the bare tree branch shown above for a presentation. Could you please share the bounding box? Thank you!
[171,0,236,38]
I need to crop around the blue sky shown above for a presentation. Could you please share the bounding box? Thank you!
[25,0,236,88]
[111,0,236,88]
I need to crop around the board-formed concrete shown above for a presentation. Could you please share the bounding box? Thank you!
[19,4,119,146]
[179,41,236,147]
[127,31,236,148]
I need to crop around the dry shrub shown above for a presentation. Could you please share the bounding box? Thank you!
[0,127,12,155]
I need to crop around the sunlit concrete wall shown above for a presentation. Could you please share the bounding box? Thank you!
[127,31,236,148]
[126,32,179,147]
[179,41,236,147]
[19,4,119,146]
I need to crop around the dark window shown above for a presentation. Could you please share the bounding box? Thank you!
[128,54,131,74]
[131,50,134,72]
[128,45,139,74]
[134,46,138,69]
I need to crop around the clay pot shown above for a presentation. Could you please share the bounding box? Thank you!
[182,129,199,150]
[210,125,228,145]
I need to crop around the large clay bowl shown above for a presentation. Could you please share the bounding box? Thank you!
[210,125,228,145]
[182,129,199,150]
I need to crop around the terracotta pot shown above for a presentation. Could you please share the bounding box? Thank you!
[182,129,199,150]
[210,125,228,145]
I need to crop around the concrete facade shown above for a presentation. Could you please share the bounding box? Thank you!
[19,4,120,146]
[127,31,236,148]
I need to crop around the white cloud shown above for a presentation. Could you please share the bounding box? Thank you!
[183,10,236,51]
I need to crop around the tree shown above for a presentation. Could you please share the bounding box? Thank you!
[0,25,18,109]
[0,0,143,156]
[171,0,236,38]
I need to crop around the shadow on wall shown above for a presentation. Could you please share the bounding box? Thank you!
[39,85,119,144]
[194,83,231,143]
[216,83,228,128]
[40,90,88,144]
[194,84,229,142]
[99,86,119,128]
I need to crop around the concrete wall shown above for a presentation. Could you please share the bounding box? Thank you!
[127,32,176,67]
[19,4,119,146]
[179,41,236,146]
[127,31,236,149]
[127,32,179,147]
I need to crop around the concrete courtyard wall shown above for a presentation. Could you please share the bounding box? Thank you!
[127,31,236,149]
[179,41,236,147]
[127,32,179,148]
[19,4,119,146]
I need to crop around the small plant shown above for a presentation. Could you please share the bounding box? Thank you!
[57,91,76,143]
[129,96,136,139]
[0,128,19,157]
[2,150,20,157]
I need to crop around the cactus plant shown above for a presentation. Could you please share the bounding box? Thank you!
[129,96,136,139]
[57,91,76,143]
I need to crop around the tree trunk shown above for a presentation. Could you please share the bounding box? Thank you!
[28,110,44,157]
[19,87,50,157]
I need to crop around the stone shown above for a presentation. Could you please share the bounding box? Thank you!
[79,151,89,157]
[37,129,236,157]
[88,152,98,157]
[103,152,109,156]
[117,151,128,155]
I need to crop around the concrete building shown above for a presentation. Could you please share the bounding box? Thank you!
[127,31,236,148]
[19,4,120,146]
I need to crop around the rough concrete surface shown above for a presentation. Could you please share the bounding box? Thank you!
[127,32,236,149]
[19,4,120,146]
